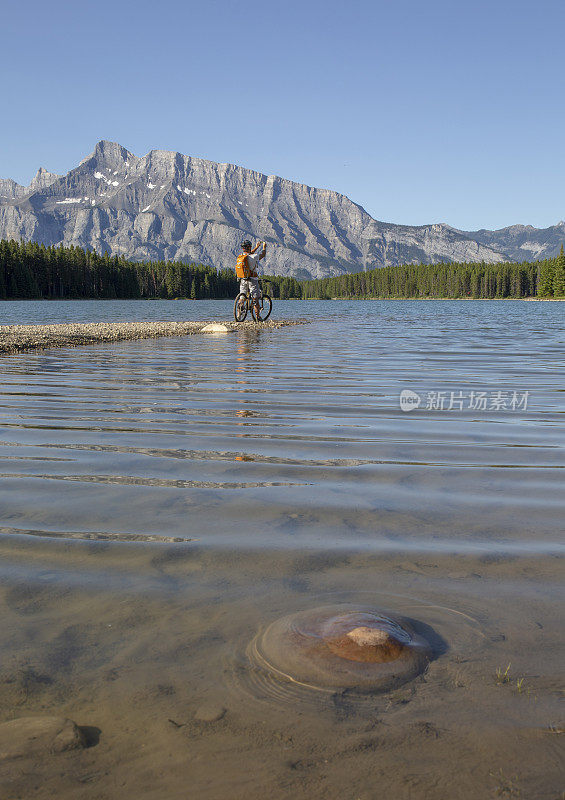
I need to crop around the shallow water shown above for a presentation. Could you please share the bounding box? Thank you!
[0,299,563,799]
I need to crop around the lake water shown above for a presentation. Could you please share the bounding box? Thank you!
[0,299,563,800]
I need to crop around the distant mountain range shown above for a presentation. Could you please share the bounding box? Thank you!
[0,140,563,279]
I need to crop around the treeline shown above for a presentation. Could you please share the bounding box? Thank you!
[0,239,238,300]
[0,238,564,300]
[301,248,565,299]
[0,238,305,301]
[302,260,538,299]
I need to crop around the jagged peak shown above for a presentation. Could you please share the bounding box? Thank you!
[81,140,135,167]
[29,167,59,190]
[94,139,127,155]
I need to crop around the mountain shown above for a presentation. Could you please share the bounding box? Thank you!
[0,167,59,200]
[0,141,561,278]
[461,222,565,263]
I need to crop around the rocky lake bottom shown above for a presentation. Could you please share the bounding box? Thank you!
[0,299,563,799]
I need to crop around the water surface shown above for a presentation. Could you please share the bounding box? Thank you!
[0,299,563,800]
[0,299,562,551]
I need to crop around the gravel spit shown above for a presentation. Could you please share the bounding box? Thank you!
[0,319,307,356]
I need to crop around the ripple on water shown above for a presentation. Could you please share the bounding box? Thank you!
[0,300,563,550]
[249,605,433,693]
[227,592,488,710]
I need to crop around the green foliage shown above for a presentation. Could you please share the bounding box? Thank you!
[537,258,555,298]
[552,244,565,297]
[261,275,302,299]
[0,239,560,300]
[0,239,238,300]
[300,259,539,299]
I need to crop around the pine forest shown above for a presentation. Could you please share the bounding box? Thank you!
[1,239,564,301]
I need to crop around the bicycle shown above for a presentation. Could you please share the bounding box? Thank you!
[233,281,273,322]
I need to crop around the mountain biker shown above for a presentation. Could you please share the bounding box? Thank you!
[236,239,266,320]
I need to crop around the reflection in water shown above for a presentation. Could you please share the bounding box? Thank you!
[235,331,263,433]
[0,299,562,550]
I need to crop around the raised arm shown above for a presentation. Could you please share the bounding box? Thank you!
[257,241,267,260]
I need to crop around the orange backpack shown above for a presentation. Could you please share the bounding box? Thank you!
[235,253,256,279]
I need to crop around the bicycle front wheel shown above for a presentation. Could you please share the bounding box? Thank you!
[234,293,248,321]
[252,294,272,322]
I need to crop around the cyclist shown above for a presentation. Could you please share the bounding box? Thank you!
[235,239,266,320]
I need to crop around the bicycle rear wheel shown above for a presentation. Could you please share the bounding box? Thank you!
[234,293,248,321]
[251,294,272,322]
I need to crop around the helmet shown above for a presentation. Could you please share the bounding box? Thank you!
[241,240,252,250]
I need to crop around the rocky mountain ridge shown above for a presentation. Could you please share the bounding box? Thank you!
[0,140,562,278]
[462,221,565,263]
[0,167,59,200]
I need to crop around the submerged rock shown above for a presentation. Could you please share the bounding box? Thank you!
[0,716,86,761]
[250,605,433,694]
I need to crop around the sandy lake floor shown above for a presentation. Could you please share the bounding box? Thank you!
[0,538,562,799]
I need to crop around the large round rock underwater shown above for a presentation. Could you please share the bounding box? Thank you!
[250,604,433,694]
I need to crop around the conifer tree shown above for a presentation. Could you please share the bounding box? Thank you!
[552,244,565,297]
[537,259,555,297]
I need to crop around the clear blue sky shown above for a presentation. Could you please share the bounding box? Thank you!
[1,0,563,231]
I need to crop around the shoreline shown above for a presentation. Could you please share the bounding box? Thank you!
[1,296,563,302]
[0,319,306,356]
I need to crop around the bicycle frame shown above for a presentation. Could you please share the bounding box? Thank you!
[234,281,272,322]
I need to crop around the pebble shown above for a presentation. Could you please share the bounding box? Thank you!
[0,716,86,761]
[194,704,226,723]
[0,319,306,356]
